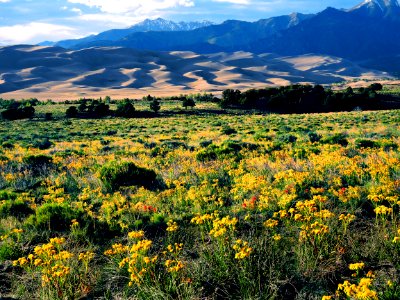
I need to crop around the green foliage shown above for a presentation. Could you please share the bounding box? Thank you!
[321,132,349,146]
[355,139,380,149]
[182,97,196,109]
[65,106,78,118]
[221,126,237,135]
[115,100,136,117]
[25,203,83,231]
[0,242,23,261]
[217,83,399,112]
[0,200,34,220]
[150,99,161,113]
[23,155,53,169]
[1,105,35,120]
[99,161,161,192]
[308,131,322,143]
[31,138,53,150]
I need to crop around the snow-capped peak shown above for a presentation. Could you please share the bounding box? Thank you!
[352,0,399,11]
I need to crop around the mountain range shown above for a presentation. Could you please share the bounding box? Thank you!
[48,0,400,72]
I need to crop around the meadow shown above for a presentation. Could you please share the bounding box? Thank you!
[0,100,400,299]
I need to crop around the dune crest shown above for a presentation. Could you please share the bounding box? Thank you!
[0,45,391,100]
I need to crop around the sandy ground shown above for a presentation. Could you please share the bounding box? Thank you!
[0,45,393,100]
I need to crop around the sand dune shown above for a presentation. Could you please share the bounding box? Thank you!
[0,45,392,100]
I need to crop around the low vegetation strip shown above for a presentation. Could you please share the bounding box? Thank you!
[0,93,399,299]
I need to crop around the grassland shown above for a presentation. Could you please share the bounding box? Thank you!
[0,101,400,299]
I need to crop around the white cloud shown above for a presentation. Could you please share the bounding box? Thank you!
[0,0,11,2]
[71,7,83,14]
[76,13,147,26]
[67,0,194,15]
[0,22,78,44]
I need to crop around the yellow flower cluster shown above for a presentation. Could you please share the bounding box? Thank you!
[300,221,329,241]
[232,239,252,260]
[264,218,279,228]
[392,229,400,243]
[165,259,184,273]
[339,213,356,223]
[167,243,183,254]
[128,230,145,239]
[13,237,94,289]
[166,219,179,232]
[209,215,238,238]
[105,233,156,286]
[190,211,218,225]
[104,243,129,256]
[337,278,378,299]
[349,262,365,271]
[374,205,393,216]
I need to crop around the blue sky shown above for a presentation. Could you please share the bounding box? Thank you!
[0,0,363,45]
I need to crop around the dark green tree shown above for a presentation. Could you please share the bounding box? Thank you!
[65,106,78,118]
[150,99,161,113]
[182,97,196,109]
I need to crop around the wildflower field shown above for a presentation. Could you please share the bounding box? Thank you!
[0,102,400,299]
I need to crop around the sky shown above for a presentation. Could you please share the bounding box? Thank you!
[0,0,364,45]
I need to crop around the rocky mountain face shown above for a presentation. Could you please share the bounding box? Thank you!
[54,19,214,49]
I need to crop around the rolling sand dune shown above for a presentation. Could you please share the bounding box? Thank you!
[0,45,392,100]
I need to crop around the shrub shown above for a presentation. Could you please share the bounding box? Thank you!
[115,101,136,118]
[0,200,34,220]
[150,99,161,113]
[65,106,78,118]
[381,140,398,151]
[182,97,196,109]
[99,161,162,192]
[32,138,53,150]
[25,203,83,231]
[2,142,14,149]
[308,132,322,143]
[1,106,35,120]
[0,242,23,261]
[277,134,297,144]
[222,126,237,135]
[23,155,53,169]
[355,139,380,149]
[321,133,349,146]
[44,113,53,120]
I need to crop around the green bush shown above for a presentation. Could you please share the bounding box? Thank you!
[321,133,349,147]
[25,203,83,231]
[355,139,380,149]
[196,141,257,162]
[65,106,78,118]
[23,154,53,175]
[0,200,34,220]
[308,132,322,143]
[115,101,136,118]
[32,138,53,150]
[221,126,237,135]
[0,242,23,261]
[99,161,162,192]
[23,154,53,168]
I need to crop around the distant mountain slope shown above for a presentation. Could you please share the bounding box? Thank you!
[252,5,400,60]
[350,0,400,20]
[49,0,400,71]
[55,18,214,49]
[0,45,390,99]
[55,13,313,52]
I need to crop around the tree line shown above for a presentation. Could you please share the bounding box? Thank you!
[218,83,400,113]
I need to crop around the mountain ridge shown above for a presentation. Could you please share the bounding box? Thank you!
[53,18,214,48]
